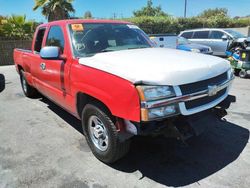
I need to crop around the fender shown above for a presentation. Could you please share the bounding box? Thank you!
[70,63,141,122]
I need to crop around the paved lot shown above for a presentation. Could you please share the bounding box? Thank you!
[0,65,250,188]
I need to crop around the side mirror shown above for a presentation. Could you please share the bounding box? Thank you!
[222,35,228,41]
[0,74,5,93]
[40,46,62,60]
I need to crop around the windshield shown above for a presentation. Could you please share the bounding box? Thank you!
[68,23,152,57]
[177,37,191,45]
[224,29,246,39]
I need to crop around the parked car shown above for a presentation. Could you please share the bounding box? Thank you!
[177,37,213,55]
[149,34,177,48]
[14,19,235,163]
[0,74,5,92]
[149,34,213,54]
[179,28,249,56]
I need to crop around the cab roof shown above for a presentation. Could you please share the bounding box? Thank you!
[38,19,132,28]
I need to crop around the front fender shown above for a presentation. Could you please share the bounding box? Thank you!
[71,64,141,122]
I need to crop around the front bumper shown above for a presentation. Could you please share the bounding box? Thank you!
[134,95,236,137]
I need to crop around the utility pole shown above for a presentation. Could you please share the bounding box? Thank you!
[184,0,187,18]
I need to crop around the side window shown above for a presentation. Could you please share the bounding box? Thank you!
[34,28,46,53]
[159,37,164,41]
[210,31,224,39]
[46,26,65,52]
[193,31,209,39]
[181,32,193,39]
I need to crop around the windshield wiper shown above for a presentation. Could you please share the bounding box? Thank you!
[100,49,115,53]
[128,46,149,50]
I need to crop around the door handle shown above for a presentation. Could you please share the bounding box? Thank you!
[40,62,46,70]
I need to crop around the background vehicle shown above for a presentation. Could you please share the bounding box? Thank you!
[149,34,177,48]
[0,74,5,92]
[150,34,213,54]
[226,48,250,78]
[179,28,249,56]
[177,37,213,55]
[14,20,235,163]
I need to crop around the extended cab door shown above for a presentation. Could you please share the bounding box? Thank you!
[37,25,72,109]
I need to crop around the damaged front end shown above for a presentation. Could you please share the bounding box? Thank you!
[123,95,236,141]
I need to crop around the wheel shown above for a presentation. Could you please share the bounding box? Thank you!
[239,70,247,78]
[20,70,38,97]
[81,103,130,163]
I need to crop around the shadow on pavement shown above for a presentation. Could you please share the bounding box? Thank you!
[39,96,249,187]
[40,97,83,134]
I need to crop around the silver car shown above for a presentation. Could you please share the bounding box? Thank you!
[179,28,247,56]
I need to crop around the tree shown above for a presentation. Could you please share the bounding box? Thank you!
[198,8,228,18]
[133,0,168,17]
[84,11,92,19]
[33,0,75,22]
[1,15,36,39]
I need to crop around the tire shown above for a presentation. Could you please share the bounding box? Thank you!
[20,70,38,98]
[81,103,130,163]
[239,70,247,78]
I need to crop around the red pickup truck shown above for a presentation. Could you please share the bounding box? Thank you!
[14,19,235,163]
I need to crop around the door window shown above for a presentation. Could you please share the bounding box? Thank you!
[193,31,209,39]
[180,32,193,39]
[210,31,224,39]
[34,28,46,53]
[46,26,65,52]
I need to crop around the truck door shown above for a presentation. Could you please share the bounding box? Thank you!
[39,25,71,107]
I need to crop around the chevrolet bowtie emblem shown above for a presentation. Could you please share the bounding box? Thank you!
[208,85,218,96]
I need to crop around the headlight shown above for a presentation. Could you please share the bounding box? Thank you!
[228,68,234,79]
[136,85,175,101]
[191,49,201,53]
[136,85,179,121]
[208,47,212,52]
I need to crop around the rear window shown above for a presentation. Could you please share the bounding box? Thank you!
[180,32,193,39]
[193,31,209,39]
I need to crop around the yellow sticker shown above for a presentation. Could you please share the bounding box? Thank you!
[71,24,84,32]
[242,52,246,59]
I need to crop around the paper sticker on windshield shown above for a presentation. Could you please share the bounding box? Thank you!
[71,24,84,32]
[127,25,139,29]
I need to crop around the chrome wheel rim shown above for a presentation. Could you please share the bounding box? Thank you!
[22,76,27,93]
[88,115,109,151]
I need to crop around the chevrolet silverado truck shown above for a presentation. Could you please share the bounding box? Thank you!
[14,19,235,163]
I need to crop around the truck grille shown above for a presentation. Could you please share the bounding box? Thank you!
[180,72,228,110]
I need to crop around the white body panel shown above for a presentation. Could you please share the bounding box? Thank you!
[79,48,230,86]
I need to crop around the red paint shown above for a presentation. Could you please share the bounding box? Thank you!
[14,19,141,123]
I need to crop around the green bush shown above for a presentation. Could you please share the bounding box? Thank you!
[125,16,250,34]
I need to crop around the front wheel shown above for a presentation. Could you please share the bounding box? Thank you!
[239,70,247,78]
[20,70,38,98]
[81,103,130,163]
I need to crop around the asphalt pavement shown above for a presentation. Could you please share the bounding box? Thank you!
[0,65,249,188]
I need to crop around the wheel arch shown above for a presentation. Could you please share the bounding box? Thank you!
[76,92,113,120]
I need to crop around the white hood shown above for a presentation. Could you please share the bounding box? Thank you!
[79,48,230,86]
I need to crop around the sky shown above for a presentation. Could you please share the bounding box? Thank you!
[0,0,250,22]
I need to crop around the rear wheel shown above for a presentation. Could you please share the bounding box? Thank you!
[81,103,130,163]
[20,70,38,97]
[239,70,247,78]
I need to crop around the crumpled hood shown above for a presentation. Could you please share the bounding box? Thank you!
[79,48,230,86]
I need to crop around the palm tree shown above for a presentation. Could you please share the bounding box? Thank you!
[1,15,36,39]
[33,0,75,22]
